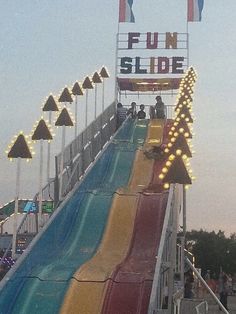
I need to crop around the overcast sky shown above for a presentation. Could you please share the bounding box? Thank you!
[0,0,235,235]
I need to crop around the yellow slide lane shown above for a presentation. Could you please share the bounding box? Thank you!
[144,119,165,147]
[127,119,165,192]
[60,192,139,314]
[127,149,155,192]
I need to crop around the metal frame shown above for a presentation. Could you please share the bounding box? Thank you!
[148,184,181,314]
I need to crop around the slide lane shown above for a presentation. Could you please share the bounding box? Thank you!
[144,119,165,147]
[59,119,166,313]
[0,119,148,314]
[60,192,139,314]
[102,192,168,314]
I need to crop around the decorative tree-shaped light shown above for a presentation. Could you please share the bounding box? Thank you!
[175,106,193,124]
[31,119,53,230]
[169,118,192,139]
[58,86,73,105]
[82,76,94,128]
[159,152,192,188]
[6,133,33,258]
[92,72,102,119]
[42,94,59,182]
[165,133,192,158]
[100,66,110,112]
[55,107,74,199]
[72,82,84,138]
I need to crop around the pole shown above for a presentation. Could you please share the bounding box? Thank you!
[102,80,105,112]
[181,185,187,286]
[59,125,66,200]
[38,139,43,230]
[114,30,119,103]
[167,185,179,313]
[114,3,120,103]
[95,84,97,119]
[186,1,190,68]
[186,258,230,314]
[46,111,52,182]
[12,157,21,259]
[85,89,88,128]
[74,95,78,139]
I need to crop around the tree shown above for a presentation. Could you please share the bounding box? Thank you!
[186,229,236,278]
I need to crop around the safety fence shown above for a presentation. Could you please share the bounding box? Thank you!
[55,101,116,203]
[123,104,175,120]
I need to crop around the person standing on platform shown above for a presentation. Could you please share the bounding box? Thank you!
[137,104,146,119]
[116,102,127,129]
[155,95,166,119]
[218,271,229,310]
[127,101,137,118]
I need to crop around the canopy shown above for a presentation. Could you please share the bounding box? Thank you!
[117,77,181,92]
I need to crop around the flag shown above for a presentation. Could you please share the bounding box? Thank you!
[119,0,135,23]
[188,0,204,22]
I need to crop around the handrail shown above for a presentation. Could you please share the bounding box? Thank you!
[148,184,175,313]
[186,258,229,314]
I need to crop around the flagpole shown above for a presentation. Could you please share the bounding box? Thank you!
[186,0,190,68]
[114,1,120,103]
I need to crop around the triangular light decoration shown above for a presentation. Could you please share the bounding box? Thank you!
[42,95,59,112]
[55,107,74,126]
[100,66,109,78]
[92,71,102,84]
[32,119,53,141]
[58,87,73,103]
[82,76,93,89]
[72,82,84,96]
[161,155,192,185]
[7,134,32,159]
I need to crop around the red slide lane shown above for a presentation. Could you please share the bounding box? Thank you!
[102,192,168,314]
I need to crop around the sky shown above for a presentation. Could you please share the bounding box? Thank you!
[0,0,236,235]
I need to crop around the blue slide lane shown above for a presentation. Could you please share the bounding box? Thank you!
[0,119,148,314]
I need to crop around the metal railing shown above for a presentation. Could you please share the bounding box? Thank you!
[186,258,229,314]
[123,104,175,120]
[148,184,181,314]
[55,101,116,203]
[195,301,208,314]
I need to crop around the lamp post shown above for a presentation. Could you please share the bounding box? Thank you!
[99,66,110,112]
[55,107,74,200]
[71,82,84,139]
[42,94,59,182]
[92,72,102,119]
[6,133,33,259]
[31,118,53,230]
[82,76,94,128]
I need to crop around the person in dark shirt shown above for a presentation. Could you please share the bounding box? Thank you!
[137,104,146,119]
[116,102,127,128]
[155,96,166,119]
[127,101,137,118]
